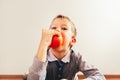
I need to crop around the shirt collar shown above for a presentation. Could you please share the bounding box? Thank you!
[47,49,71,63]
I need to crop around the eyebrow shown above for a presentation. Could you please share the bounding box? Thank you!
[50,24,68,27]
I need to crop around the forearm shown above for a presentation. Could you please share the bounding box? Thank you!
[83,71,106,80]
[79,54,106,80]
[36,36,49,62]
[27,57,47,80]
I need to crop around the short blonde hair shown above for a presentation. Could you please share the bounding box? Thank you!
[51,14,77,37]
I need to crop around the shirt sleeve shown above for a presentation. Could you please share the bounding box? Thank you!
[27,57,48,80]
[79,53,106,80]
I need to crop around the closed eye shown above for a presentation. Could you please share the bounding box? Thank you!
[51,27,57,30]
[62,27,68,30]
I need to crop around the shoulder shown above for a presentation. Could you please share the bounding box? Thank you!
[70,49,82,58]
[70,49,83,62]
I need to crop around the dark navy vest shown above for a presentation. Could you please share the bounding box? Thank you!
[45,50,81,80]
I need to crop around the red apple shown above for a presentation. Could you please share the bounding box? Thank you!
[49,35,63,48]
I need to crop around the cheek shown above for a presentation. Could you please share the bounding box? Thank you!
[61,33,65,45]
[61,33,71,45]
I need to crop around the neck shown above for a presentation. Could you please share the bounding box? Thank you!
[50,48,70,60]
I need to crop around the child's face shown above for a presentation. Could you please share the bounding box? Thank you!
[50,18,76,50]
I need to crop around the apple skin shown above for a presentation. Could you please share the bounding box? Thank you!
[49,35,63,48]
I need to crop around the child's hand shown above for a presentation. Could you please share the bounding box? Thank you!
[40,29,60,47]
[36,28,60,62]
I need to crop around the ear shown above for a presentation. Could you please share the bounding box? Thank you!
[70,37,76,46]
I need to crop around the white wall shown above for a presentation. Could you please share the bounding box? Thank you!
[0,0,120,74]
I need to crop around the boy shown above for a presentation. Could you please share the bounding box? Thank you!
[27,14,106,80]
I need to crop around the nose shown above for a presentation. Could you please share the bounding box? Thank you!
[55,27,61,32]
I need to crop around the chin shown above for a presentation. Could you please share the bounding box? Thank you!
[51,47,65,52]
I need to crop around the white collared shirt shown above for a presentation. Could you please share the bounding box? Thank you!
[47,49,71,63]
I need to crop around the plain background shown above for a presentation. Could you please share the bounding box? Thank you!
[0,0,120,74]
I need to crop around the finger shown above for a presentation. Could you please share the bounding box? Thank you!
[50,30,61,36]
